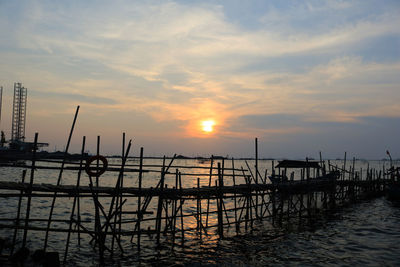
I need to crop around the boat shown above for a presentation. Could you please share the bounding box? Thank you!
[0,140,48,162]
[268,159,340,184]
[0,140,87,162]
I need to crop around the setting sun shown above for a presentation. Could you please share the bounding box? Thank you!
[201,120,215,133]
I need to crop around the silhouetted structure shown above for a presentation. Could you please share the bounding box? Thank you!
[0,83,48,160]
[11,83,27,142]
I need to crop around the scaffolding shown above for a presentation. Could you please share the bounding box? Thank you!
[11,83,27,142]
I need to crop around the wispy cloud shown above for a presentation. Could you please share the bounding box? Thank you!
[0,0,399,156]
[30,90,117,105]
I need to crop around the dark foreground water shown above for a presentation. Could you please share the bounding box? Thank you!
[3,197,398,266]
[1,159,399,266]
[141,197,400,266]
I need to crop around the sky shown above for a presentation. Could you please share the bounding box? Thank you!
[0,0,399,159]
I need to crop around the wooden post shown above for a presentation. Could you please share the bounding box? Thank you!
[10,169,27,255]
[232,158,238,233]
[197,178,202,238]
[88,178,104,264]
[93,136,101,248]
[217,163,224,238]
[255,138,259,219]
[156,157,166,246]
[44,106,79,250]
[179,172,184,246]
[171,169,179,249]
[118,132,126,243]
[136,147,144,252]
[205,157,214,228]
[22,132,38,248]
[64,136,86,264]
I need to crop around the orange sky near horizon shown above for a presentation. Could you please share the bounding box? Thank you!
[0,1,399,159]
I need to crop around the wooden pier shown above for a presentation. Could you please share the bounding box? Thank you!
[0,136,390,265]
[0,105,392,264]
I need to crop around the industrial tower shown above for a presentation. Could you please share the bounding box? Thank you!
[11,82,27,142]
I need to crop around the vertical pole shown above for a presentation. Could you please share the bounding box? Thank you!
[108,141,132,254]
[179,172,184,246]
[197,177,202,238]
[232,158,238,233]
[137,147,143,252]
[94,136,104,263]
[255,138,259,219]
[10,170,27,255]
[196,178,200,231]
[96,136,100,187]
[88,176,104,264]
[217,163,224,238]
[112,133,125,252]
[205,157,214,228]
[156,157,166,246]
[44,106,79,250]
[171,169,178,249]
[22,132,38,247]
[94,136,101,246]
[343,152,347,180]
[64,136,86,264]
[118,132,125,242]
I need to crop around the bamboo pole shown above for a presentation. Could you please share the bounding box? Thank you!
[137,147,143,252]
[155,157,166,246]
[10,169,27,256]
[232,158,238,233]
[171,169,179,249]
[205,157,214,228]
[179,172,184,246]
[64,136,86,264]
[22,132,38,248]
[255,138,259,219]
[115,132,126,248]
[44,106,79,250]
[106,140,132,254]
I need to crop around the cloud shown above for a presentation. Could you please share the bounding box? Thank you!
[231,114,306,129]
[30,90,117,105]
[0,0,399,157]
[227,113,400,153]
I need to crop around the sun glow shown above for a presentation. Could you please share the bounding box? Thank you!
[201,120,215,133]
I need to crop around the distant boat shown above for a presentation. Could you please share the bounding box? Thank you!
[0,140,48,162]
[197,158,211,164]
[0,141,87,162]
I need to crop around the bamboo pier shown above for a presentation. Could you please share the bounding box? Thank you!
[0,139,390,265]
[0,106,393,264]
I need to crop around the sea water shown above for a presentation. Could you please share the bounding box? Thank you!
[0,159,399,266]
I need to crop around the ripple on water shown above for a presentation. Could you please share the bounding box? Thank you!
[179,197,400,267]
[1,160,400,266]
